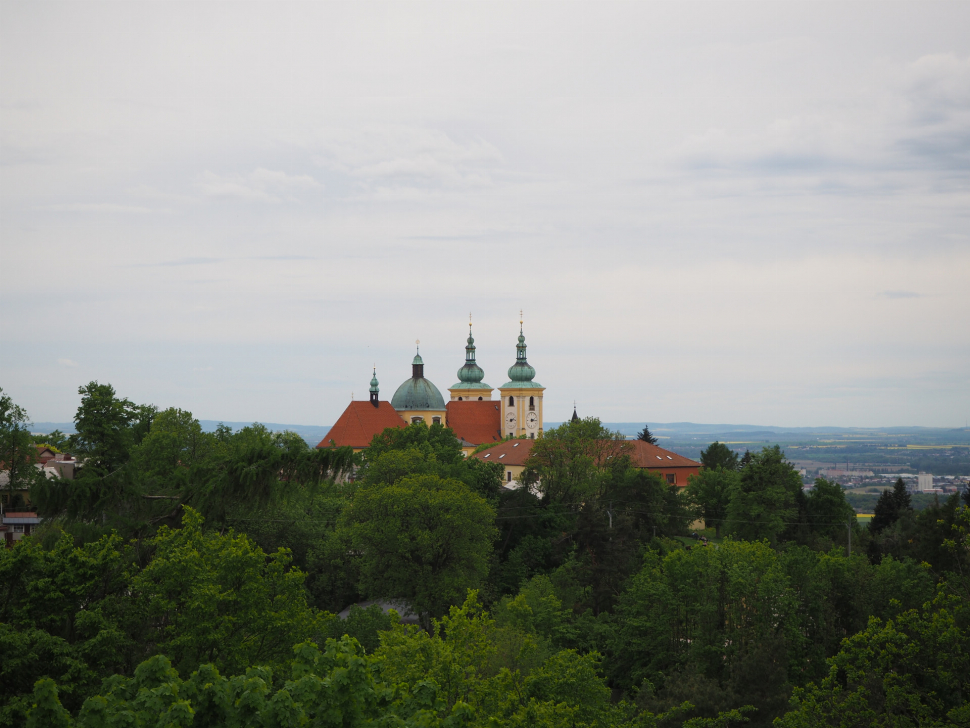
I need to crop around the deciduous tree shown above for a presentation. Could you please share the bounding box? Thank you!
[686,467,739,537]
[346,475,497,619]
[725,446,801,544]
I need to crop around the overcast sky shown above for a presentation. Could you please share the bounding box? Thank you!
[2,1,969,428]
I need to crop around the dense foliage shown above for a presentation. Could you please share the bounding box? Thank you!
[2,385,968,726]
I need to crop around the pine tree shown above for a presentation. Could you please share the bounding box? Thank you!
[870,488,899,534]
[637,425,658,445]
[891,477,912,512]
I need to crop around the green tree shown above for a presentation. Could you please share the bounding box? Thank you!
[131,407,219,479]
[611,540,791,726]
[638,425,658,445]
[32,429,70,451]
[699,441,739,472]
[28,635,476,728]
[686,467,739,538]
[346,475,496,620]
[804,478,856,543]
[129,508,325,677]
[360,422,503,504]
[0,531,135,724]
[521,416,630,504]
[68,382,155,477]
[0,387,44,508]
[776,595,970,728]
[725,446,801,544]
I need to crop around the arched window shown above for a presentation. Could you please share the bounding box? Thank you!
[457,397,462,401]
[529,396,535,410]
[508,395,514,406]
[478,396,483,401]
[432,416,441,425]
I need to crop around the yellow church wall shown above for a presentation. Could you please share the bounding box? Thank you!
[396,409,447,427]
[448,388,493,401]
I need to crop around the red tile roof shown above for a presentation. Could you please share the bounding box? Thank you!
[316,401,405,449]
[628,440,700,469]
[471,438,535,466]
[445,400,502,445]
[471,438,700,470]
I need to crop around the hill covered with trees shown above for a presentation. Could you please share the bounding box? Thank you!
[2,383,969,727]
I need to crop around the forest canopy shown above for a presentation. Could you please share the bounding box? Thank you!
[2,383,968,727]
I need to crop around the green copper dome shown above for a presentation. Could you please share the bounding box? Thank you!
[392,347,446,410]
[451,323,491,390]
[369,368,379,394]
[500,324,543,389]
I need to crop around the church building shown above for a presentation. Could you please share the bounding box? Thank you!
[317,318,544,454]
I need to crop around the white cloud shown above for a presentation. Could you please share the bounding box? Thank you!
[37,203,155,214]
[197,168,319,202]
[315,128,504,190]
[57,358,78,368]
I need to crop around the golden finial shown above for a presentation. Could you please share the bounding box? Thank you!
[519,309,523,326]
[469,312,472,329]
[415,339,420,349]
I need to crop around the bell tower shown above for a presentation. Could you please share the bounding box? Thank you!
[498,312,544,439]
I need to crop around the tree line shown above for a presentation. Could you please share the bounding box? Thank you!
[1,383,968,727]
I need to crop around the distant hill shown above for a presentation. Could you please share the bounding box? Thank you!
[32,420,332,447]
[31,420,969,448]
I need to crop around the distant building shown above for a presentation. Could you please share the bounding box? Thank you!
[318,319,542,455]
[471,436,701,490]
[1,512,40,547]
[917,472,934,492]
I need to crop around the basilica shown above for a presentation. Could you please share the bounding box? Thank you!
[317,319,544,454]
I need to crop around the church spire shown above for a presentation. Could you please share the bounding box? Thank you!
[506,311,537,383]
[456,315,486,385]
[450,315,492,394]
[369,366,380,407]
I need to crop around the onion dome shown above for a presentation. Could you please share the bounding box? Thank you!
[368,367,380,406]
[451,321,491,390]
[391,345,446,410]
[369,368,380,394]
[501,319,543,388]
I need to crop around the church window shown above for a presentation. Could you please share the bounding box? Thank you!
[530,432,534,439]
[458,397,462,401]
[529,396,535,410]
[508,396,514,406]
[432,416,441,425]
[478,396,482,400]
[411,416,424,424]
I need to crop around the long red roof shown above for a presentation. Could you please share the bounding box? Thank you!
[471,438,700,470]
[316,400,405,449]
